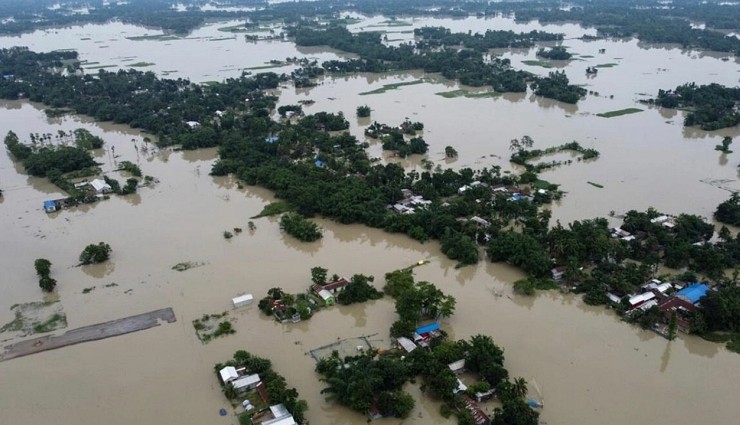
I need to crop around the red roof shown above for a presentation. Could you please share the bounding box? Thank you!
[318,278,350,292]
[463,396,490,425]
[256,381,269,403]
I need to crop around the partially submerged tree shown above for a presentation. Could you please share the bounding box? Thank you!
[79,242,112,265]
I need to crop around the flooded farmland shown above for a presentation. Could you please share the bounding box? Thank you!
[1,14,739,425]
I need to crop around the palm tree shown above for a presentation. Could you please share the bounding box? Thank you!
[512,377,528,399]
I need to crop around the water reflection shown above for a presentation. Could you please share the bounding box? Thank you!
[81,261,115,278]
[659,341,672,373]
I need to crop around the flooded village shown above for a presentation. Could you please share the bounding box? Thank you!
[1,1,739,425]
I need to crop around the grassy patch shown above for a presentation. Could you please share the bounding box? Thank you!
[193,312,235,343]
[172,261,205,272]
[435,89,501,99]
[218,24,250,33]
[84,65,117,70]
[82,286,96,294]
[359,79,424,95]
[595,63,619,68]
[1,301,67,337]
[596,108,643,118]
[521,60,553,68]
[32,313,67,334]
[126,34,180,41]
[252,201,294,218]
[244,63,286,71]
[587,181,604,188]
[580,55,595,58]
[128,61,155,67]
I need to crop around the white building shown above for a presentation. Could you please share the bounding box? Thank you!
[232,294,254,308]
[89,178,112,194]
[219,366,238,384]
[232,374,261,393]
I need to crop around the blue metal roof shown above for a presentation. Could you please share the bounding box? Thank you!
[676,284,709,304]
[416,322,440,335]
[264,136,279,143]
[315,160,327,168]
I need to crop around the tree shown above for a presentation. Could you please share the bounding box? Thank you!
[34,258,51,277]
[337,274,382,305]
[39,276,57,292]
[79,242,112,264]
[311,267,328,285]
[445,146,458,158]
[356,105,371,117]
[668,312,678,341]
[280,213,323,242]
[715,136,733,153]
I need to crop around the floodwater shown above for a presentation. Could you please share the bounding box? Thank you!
[1,14,740,425]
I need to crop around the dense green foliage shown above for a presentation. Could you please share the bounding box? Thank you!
[536,46,571,60]
[216,349,307,423]
[530,71,586,104]
[336,274,383,305]
[356,105,371,117]
[4,130,96,177]
[0,47,281,149]
[79,242,112,265]
[279,213,323,242]
[653,83,740,130]
[715,193,740,226]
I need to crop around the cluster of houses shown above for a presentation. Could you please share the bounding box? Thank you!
[389,182,547,216]
[395,325,494,425]
[395,322,443,353]
[43,178,113,213]
[614,279,710,334]
[219,367,297,425]
[389,189,432,214]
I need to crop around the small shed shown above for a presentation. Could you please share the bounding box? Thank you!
[317,289,334,306]
[219,366,239,384]
[396,337,417,353]
[43,200,58,213]
[232,294,254,308]
[448,359,466,374]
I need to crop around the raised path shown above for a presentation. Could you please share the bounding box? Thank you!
[0,307,176,362]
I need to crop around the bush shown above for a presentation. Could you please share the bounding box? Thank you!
[279,213,322,242]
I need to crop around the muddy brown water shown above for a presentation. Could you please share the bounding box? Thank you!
[1,15,739,425]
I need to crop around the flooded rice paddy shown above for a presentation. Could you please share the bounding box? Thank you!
[0,14,739,425]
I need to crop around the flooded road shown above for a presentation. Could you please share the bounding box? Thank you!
[0,14,739,425]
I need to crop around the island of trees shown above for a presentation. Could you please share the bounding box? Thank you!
[651,83,740,130]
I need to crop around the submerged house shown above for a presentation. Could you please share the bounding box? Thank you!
[43,200,59,213]
[89,178,112,194]
[232,373,261,393]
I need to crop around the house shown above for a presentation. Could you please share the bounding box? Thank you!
[400,189,414,199]
[43,200,58,213]
[416,322,440,336]
[551,267,566,281]
[475,389,496,402]
[264,135,279,143]
[89,179,112,194]
[658,296,697,332]
[185,120,201,129]
[318,278,350,294]
[491,184,508,193]
[232,373,261,393]
[470,216,491,229]
[219,366,239,384]
[314,159,327,169]
[262,404,296,425]
[448,359,466,374]
[611,227,631,239]
[232,294,254,308]
[396,336,417,353]
[676,283,709,304]
[628,292,656,310]
[606,292,622,304]
[458,181,488,195]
